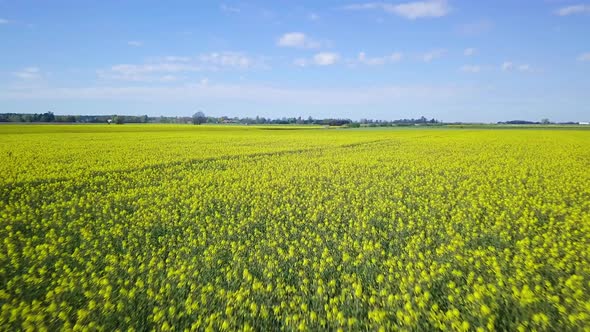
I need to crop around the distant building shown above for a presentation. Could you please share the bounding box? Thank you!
[580,122,590,125]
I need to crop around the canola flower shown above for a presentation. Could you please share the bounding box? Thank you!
[0,125,589,331]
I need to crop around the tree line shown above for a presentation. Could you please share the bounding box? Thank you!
[2,112,587,126]
[0,112,442,126]
[0,112,149,124]
[191,114,441,127]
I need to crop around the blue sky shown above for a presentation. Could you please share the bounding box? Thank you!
[1,0,589,122]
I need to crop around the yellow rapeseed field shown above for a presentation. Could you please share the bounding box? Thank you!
[1,125,589,331]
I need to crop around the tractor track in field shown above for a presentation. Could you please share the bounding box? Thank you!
[1,138,396,192]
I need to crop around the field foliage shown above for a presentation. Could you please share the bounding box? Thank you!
[1,125,589,331]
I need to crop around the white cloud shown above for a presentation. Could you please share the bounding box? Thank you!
[313,52,340,65]
[390,0,450,19]
[221,4,241,13]
[501,61,514,71]
[108,63,198,75]
[308,13,320,21]
[198,52,254,68]
[160,75,181,82]
[162,56,191,62]
[278,32,306,48]
[14,67,41,80]
[344,3,379,10]
[294,58,309,67]
[0,18,10,24]
[577,52,590,61]
[555,4,590,16]
[464,48,476,56]
[358,51,403,65]
[460,65,481,73]
[127,41,143,47]
[456,20,493,36]
[422,49,446,62]
[277,32,320,49]
[98,64,192,82]
[0,83,463,107]
[501,61,534,72]
[99,52,263,82]
[344,0,451,19]
[296,52,400,67]
[517,64,531,72]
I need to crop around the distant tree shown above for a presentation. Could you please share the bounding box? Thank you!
[113,115,124,124]
[506,120,538,125]
[193,111,206,125]
[541,118,551,124]
[40,112,55,122]
[327,119,351,126]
